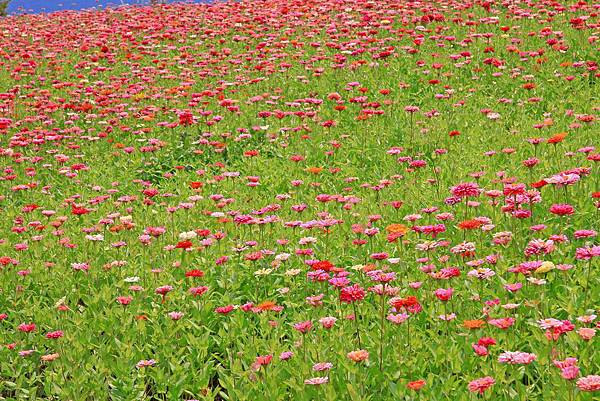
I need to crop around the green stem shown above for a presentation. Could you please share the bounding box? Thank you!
[379,291,386,371]
[352,302,362,349]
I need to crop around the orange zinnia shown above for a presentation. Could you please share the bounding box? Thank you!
[256,301,277,311]
[463,319,486,329]
[458,219,483,230]
[306,167,323,174]
[547,132,567,144]
[386,223,409,235]
[362,264,377,273]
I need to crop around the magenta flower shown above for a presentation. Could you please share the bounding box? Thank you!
[45,330,64,339]
[434,288,453,301]
[450,182,480,198]
[293,320,313,334]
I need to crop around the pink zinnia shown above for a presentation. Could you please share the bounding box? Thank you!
[472,344,489,356]
[18,323,36,333]
[215,305,234,315]
[304,376,328,385]
[561,365,580,380]
[574,230,597,239]
[189,286,209,297]
[312,362,333,371]
[488,317,515,329]
[577,375,600,392]
[434,287,453,301]
[319,316,337,329]
[467,376,495,394]
[549,204,575,216]
[339,284,366,304]
[450,182,480,198]
[293,320,313,334]
[504,283,522,293]
[387,313,409,325]
[155,285,173,296]
[117,296,133,306]
[498,351,537,364]
[136,359,156,369]
[576,245,600,260]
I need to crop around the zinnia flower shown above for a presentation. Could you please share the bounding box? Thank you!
[347,350,369,363]
[450,182,480,198]
[467,376,495,394]
[577,375,600,392]
[136,359,156,369]
[498,351,537,364]
[304,376,328,385]
[407,379,426,391]
[339,284,366,303]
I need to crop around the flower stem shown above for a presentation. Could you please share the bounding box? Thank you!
[379,291,386,371]
[352,302,361,348]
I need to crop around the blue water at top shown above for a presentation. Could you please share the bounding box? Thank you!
[8,0,206,14]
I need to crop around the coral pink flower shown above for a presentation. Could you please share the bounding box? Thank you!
[467,376,495,394]
[407,380,426,391]
[347,350,369,363]
[577,327,596,341]
[488,317,515,329]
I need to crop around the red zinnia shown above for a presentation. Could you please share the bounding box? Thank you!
[407,380,426,391]
[71,205,90,216]
[176,240,193,249]
[312,260,334,272]
[185,269,204,278]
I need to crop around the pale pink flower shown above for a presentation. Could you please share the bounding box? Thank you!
[498,351,537,364]
[304,376,328,385]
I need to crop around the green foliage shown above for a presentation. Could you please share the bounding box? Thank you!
[0,0,10,17]
[0,1,598,400]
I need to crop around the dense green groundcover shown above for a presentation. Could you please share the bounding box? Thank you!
[0,0,598,400]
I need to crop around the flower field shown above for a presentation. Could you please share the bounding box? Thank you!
[0,0,598,400]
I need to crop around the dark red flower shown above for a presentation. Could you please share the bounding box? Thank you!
[176,240,193,250]
[185,269,204,278]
